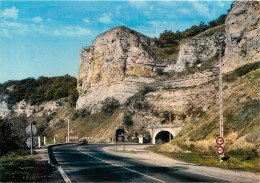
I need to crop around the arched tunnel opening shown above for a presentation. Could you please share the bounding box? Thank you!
[155,131,173,144]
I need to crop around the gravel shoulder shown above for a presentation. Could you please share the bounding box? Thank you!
[104,144,260,182]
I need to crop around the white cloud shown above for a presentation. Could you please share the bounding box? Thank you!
[2,7,19,20]
[191,1,212,19]
[83,18,90,24]
[32,16,43,23]
[47,18,53,22]
[0,20,29,38]
[98,14,113,24]
[116,6,122,15]
[53,26,92,37]
[129,0,147,9]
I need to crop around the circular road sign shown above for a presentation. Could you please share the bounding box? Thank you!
[216,146,224,155]
[216,137,224,145]
[26,138,38,148]
[26,125,37,136]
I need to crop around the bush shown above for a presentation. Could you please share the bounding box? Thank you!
[0,118,22,157]
[101,97,120,114]
[0,75,78,107]
[123,115,134,127]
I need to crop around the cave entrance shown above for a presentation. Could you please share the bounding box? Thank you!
[155,131,173,144]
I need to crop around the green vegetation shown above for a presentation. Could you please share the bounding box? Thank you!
[0,75,78,107]
[0,117,28,156]
[158,15,226,47]
[147,146,259,173]
[224,62,259,83]
[0,150,54,182]
[101,97,120,114]
[0,118,22,156]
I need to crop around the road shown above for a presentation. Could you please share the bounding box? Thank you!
[50,144,228,182]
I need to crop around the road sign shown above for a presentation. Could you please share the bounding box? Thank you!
[216,146,224,155]
[69,136,78,139]
[26,137,38,148]
[26,125,37,136]
[216,137,224,145]
[116,129,125,142]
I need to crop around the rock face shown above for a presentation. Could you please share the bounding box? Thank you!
[223,1,260,72]
[77,26,158,112]
[77,1,259,114]
[174,25,225,72]
[0,99,66,117]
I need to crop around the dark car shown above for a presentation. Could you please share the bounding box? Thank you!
[76,139,88,145]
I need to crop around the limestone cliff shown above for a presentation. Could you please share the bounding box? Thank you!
[223,1,259,72]
[77,26,158,112]
[174,25,225,72]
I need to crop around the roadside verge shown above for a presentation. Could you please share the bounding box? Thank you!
[104,145,260,182]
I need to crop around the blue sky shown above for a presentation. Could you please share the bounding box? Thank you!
[0,0,233,83]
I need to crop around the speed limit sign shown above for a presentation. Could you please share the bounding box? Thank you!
[216,137,224,145]
[216,146,224,155]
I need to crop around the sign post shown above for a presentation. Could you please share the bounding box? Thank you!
[26,121,37,156]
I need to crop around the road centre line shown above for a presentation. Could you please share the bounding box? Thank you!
[78,147,166,183]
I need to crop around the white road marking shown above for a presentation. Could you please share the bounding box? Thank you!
[57,166,72,183]
[78,147,166,183]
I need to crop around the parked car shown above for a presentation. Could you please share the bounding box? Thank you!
[76,139,88,145]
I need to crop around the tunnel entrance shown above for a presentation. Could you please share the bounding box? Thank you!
[155,131,173,144]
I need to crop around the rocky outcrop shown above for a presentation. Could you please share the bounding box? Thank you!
[0,99,66,117]
[77,1,259,114]
[173,25,225,72]
[77,26,159,112]
[223,1,260,72]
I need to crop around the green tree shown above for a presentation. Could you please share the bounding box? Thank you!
[101,97,120,114]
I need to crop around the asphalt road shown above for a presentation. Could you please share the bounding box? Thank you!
[50,144,228,182]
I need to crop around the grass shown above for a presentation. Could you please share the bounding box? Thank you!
[0,150,54,182]
[147,146,259,173]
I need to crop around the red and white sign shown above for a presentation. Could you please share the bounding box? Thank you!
[83,137,93,140]
[216,146,224,155]
[69,136,78,139]
[216,137,224,145]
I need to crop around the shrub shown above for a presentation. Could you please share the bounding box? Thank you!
[123,115,134,126]
[101,97,120,114]
[0,118,22,156]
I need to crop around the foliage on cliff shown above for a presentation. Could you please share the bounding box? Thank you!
[0,75,78,106]
[157,14,227,48]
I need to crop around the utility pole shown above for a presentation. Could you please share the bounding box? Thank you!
[169,113,172,142]
[68,117,70,143]
[219,47,224,163]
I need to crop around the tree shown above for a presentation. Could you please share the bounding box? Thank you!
[101,97,120,114]
[0,118,22,156]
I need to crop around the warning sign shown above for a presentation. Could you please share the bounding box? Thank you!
[69,136,78,139]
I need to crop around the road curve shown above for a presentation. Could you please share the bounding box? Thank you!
[50,144,228,182]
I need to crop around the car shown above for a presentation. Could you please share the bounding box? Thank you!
[76,139,88,145]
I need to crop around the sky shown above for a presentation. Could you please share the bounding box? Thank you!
[0,0,233,83]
